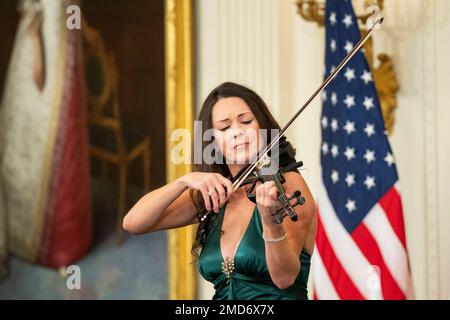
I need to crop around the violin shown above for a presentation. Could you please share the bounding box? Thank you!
[200,136,305,225]
[231,136,306,224]
[200,17,384,225]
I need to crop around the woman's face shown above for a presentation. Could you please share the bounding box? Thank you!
[211,97,262,165]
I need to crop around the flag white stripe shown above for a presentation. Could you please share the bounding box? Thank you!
[318,179,382,299]
[363,200,414,298]
[312,249,340,300]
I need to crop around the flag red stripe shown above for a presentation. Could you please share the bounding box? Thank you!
[316,210,364,300]
[378,187,406,249]
[351,222,406,299]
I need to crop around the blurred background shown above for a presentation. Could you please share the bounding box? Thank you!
[0,0,167,299]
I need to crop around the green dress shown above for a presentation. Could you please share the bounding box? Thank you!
[198,203,312,300]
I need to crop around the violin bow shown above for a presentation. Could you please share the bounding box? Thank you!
[232,17,384,191]
[200,17,384,222]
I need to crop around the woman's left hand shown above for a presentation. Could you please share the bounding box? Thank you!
[255,181,283,223]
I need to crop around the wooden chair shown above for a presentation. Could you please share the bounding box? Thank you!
[82,24,151,245]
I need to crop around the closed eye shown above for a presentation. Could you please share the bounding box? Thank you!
[218,120,252,131]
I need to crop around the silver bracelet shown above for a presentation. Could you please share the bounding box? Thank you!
[262,231,287,243]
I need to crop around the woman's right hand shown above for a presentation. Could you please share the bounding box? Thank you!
[179,172,234,213]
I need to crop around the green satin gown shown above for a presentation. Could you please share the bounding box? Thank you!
[198,202,311,300]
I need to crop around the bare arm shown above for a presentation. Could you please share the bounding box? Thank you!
[256,172,316,289]
[123,172,234,234]
[123,177,195,234]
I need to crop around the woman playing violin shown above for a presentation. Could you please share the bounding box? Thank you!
[123,82,316,300]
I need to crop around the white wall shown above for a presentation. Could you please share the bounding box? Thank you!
[195,0,450,300]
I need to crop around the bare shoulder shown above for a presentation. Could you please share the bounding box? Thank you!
[281,171,317,255]
[282,171,315,208]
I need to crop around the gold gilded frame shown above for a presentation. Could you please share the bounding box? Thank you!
[164,0,196,299]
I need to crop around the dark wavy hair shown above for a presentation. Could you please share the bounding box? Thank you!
[190,82,282,260]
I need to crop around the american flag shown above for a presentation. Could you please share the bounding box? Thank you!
[313,0,414,299]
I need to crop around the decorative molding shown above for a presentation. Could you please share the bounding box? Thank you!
[296,0,385,27]
[422,0,439,300]
[165,0,196,300]
[211,0,279,112]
